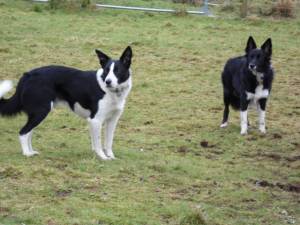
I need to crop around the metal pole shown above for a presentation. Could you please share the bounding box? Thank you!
[32,0,214,16]
[240,0,248,18]
[95,4,207,15]
[200,0,213,16]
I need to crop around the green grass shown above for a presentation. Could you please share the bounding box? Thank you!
[0,1,299,224]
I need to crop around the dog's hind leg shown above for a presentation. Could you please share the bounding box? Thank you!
[19,106,50,156]
[19,131,36,157]
[220,92,230,128]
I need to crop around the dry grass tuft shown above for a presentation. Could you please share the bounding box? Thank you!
[274,0,295,17]
[49,0,91,10]
[172,0,203,7]
[180,211,208,225]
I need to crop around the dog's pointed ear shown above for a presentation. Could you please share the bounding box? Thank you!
[95,49,111,68]
[245,36,257,54]
[120,46,132,69]
[261,38,272,57]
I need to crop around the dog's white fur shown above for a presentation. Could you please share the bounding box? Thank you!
[243,81,269,135]
[240,110,248,135]
[12,64,132,160]
[88,67,132,160]
[19,131,39,157]
[0,80,13,98]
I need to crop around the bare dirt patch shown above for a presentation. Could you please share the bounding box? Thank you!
[0,167,22,179]
[200,141,216,148]
[254,180,300,193]
[55,189,73,198]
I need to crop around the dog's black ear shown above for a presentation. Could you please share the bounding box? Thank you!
[261,38,272,57]
[120,46,132,68]
[245,36,257,54]
[95,49,111,68]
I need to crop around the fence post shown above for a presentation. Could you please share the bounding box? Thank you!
[200,0,212,16]
[240,0,248,18]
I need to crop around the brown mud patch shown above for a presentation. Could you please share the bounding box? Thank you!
[253,180,300,193]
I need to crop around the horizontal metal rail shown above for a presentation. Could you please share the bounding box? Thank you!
[32,0,216,16]
[95,4,206,15]
[208,3,219,6]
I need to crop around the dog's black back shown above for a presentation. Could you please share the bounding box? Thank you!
[0,66,105,134]
[22,66,104,117]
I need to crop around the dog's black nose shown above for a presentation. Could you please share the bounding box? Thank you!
[105,79,112,86]
[249,64,256,70]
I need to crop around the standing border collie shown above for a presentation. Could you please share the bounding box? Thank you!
[0,46,133,160]
[220,36,274,135]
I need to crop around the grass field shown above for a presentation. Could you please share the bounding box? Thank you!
[0,1,299,224]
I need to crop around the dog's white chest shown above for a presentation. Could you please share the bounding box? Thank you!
[246,85,269,101]
[255,85,269,99]
[96,94,125,120]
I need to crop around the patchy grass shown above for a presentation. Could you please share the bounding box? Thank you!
[0,0,299,224]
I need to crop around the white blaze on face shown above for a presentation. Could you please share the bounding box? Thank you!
[105,63,118,88]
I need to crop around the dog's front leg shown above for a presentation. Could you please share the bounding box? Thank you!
[240,96,250,135]
[88,118,109,160]
[88,120,96,151]
[258,98,267,133]
[104,111,122,159]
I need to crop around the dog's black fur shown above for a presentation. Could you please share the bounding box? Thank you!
[221,36,274,132]
[0,47,132,136]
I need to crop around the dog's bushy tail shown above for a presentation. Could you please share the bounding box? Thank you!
[0,80,22,117]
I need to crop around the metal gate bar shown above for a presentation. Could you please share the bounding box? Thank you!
[32,0,214,16]
[95,4,207,15]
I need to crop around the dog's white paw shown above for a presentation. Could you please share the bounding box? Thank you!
[23,150,39,157]
[97,154,110,160]
[259,127,266,134]
[104,149,115,159]
[240,130,248,135]
[95,150,110,160]
[107,155,116,160]
[220,122,228,128]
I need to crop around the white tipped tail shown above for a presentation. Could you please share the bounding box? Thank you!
[0,80,13,98]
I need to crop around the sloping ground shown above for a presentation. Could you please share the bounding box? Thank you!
[0,1,299,224]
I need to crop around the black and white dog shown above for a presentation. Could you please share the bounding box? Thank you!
[0,46,133,160]
[220,36,274,135]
